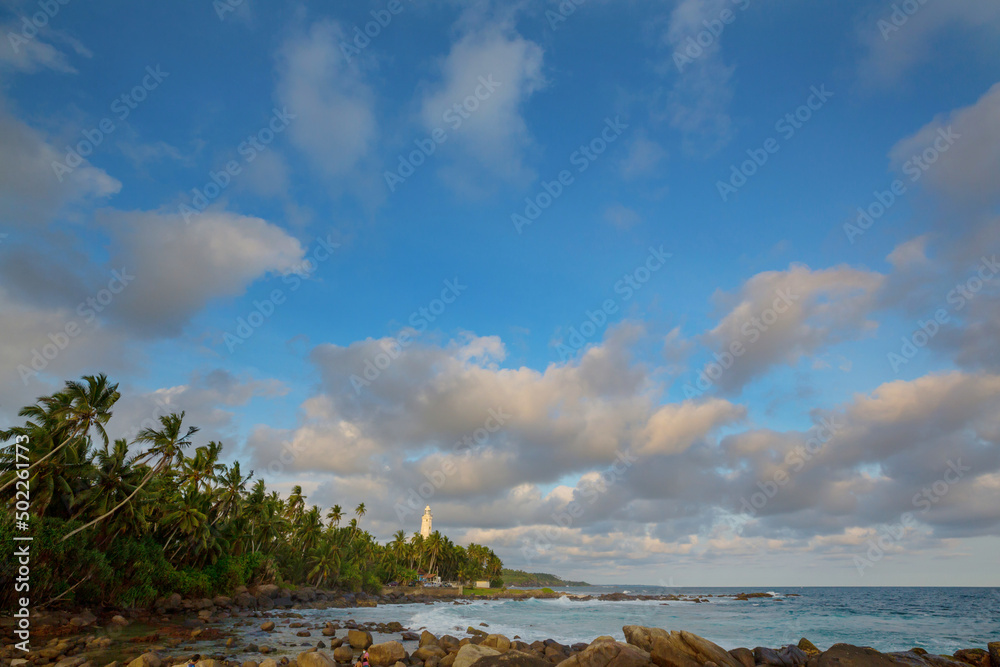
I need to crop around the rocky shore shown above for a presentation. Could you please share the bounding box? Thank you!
[1,586,995,667]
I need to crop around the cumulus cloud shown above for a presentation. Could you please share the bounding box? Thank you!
[0,104,121,227]
[857,1,1000,86]
[419,20,545,193]
[98,208,305,336]
[699,264,885,393]
[276,20,377,181]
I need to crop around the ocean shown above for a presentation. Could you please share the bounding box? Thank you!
[222,586,1000,657]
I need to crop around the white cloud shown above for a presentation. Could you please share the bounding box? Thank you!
[419,21,545,192]
[98,208,306,336]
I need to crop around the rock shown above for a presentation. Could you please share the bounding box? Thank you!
[261,660,278,667]
[333,646,355,663]
[954,651,990,667]
[650,632,740,667]
[11,660,30,667]
[798,640,820,656]
[421,632,441,647]
[297,652,336,667]
[196,660,226,667]
[257,584,281,598]
[471,651,551,667]
[812,645,898,667]
[260,647,273,655]
[440,654,457,667]
[297,631,313,638]
[348,630,373,650]
[989,644,1000,667]
[483,636,512,653]
[128,653,163,667]
[368,642,406,667]
[557,639,649,667]
[728,648,754,667]
[112,615,130,626]
[55,658,87,667]
[401,632,420,642]
[623,627,670,653]
[754,646,807,667]
[454,645,501,667]
[414,647,449,661]
[262,622,276,632]
[243,662,259,667]
[322,628,338,637]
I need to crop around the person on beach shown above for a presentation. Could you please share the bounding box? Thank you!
[188,655,201,667]
[356,650,370,667]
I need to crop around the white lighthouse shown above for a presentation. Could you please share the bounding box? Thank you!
[420,505,433,538]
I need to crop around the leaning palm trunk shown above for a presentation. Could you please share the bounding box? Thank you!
[61,461,161,542]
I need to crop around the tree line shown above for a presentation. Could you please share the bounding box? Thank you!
[0,375,503,609]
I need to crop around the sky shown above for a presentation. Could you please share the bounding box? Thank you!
[1,0,999,586]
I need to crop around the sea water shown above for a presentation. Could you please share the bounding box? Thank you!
[224,587,999,657]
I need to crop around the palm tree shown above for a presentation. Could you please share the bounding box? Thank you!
[62,412,198,542]
[0,374,119,493]
[326,504,343,528]
[308,541,341,587]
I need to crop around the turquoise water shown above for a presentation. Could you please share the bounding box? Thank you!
[225,587,999,657]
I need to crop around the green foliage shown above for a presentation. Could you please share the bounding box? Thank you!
[0,375,504,608]
[490,577,504,588]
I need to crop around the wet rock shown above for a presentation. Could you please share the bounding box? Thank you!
[728,648,754,667]
[797,640,819,657]
[813,645,898,667]
[333,646,355,663]
[954,650,990,667]
[401,633,420,642]
[261,622,276,632]
[557,638,649,667]
[989,644,1000,667]
[322,628,338,637]
[297,632,312,638]
[368,642,406,667]
[649,632,740,667]
[421,632,441,647]
[348,630,373,650]
[623,627,670,653]
[297,652,336,667]
[454,645,501,667]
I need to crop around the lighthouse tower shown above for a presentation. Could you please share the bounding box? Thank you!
[420,506,433,538]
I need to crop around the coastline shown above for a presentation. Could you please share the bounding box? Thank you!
[2,586,997,667]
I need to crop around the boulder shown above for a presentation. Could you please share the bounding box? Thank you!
[128,653,162,667]
[111,615,130,626]
[650,632,740,667]
[470,651,551,667]
[349,630,373,650]
[297,652,336,667]
[243,662,259,667]
[754,647,807,667]
[798,640,820,657]
[322,628,338,637]
[261,622,276,632]
[483,636,512,653]
[333,646,355,663]
[414,647,449,661]
[55,658,87,667]
[195,660,226,667]
[812,645,898,667]
[421,632,441,647]
[623,627,670,653]
[368,642,406,667]
[454,645,501,667]
[257,584,281,598]
[557,639,650,667]
[954,651,990,667]
[260,660,278,667]
[728,649,754,667]
[989,644,1000,667]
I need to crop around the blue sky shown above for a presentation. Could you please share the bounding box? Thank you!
[2,0,999,585]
